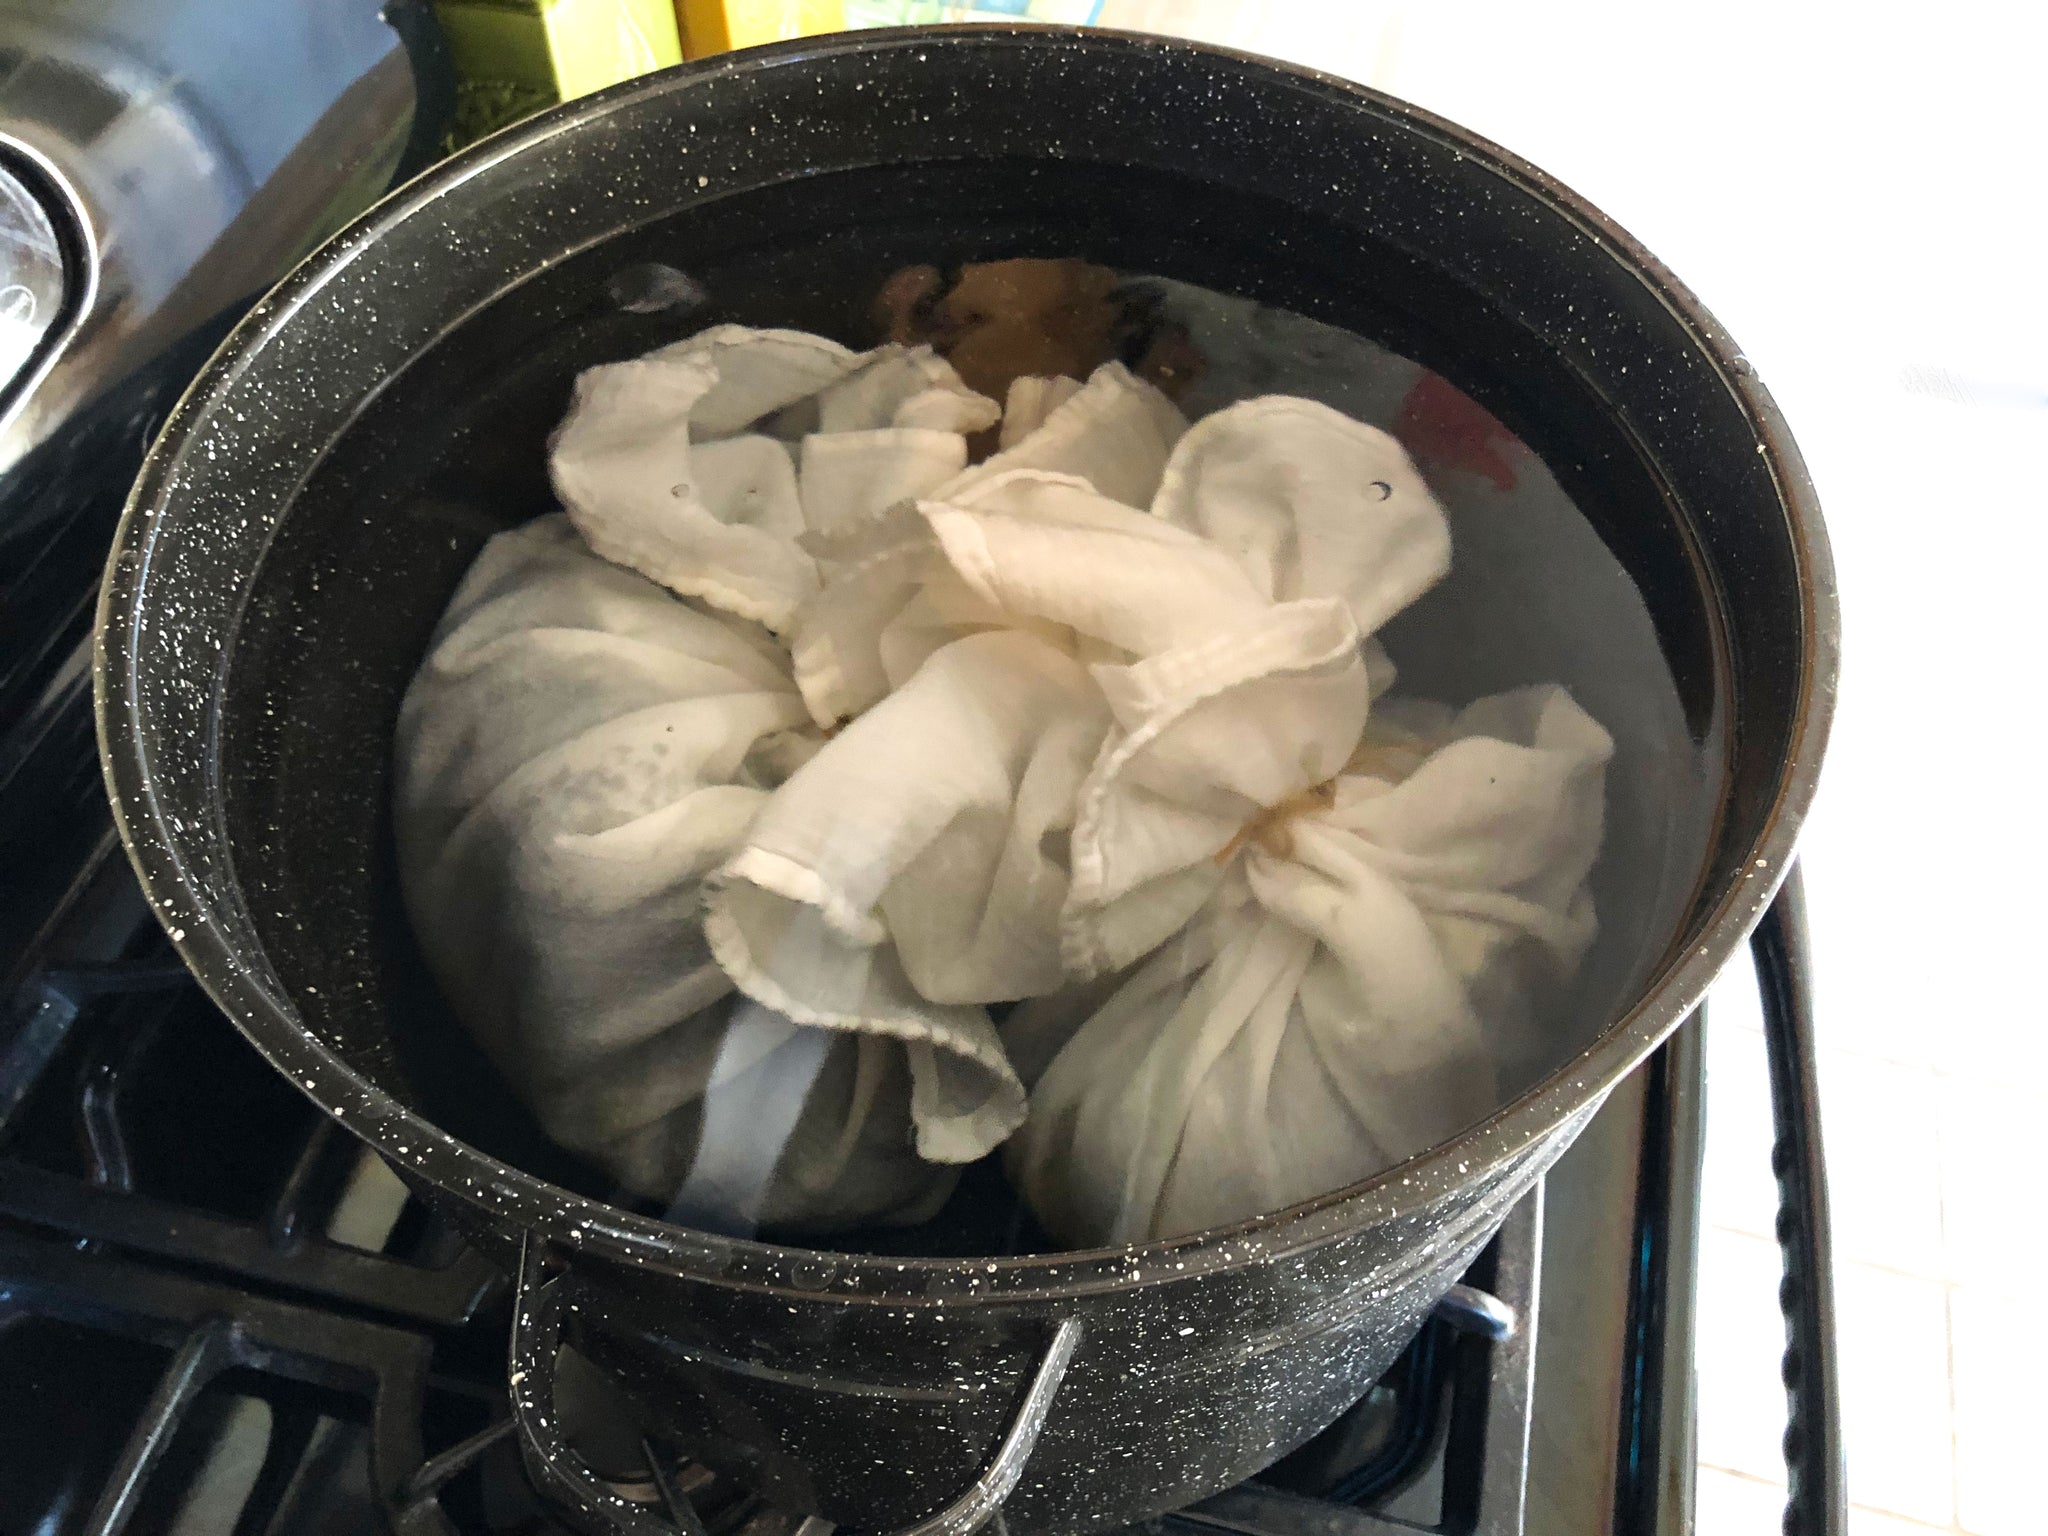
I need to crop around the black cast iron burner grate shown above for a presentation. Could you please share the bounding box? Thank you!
[0,864,499,1328]
[0,849,1530,1536]
[0,1216,1525,1536]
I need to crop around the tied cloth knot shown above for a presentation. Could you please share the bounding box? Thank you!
[1214,729,1435,866]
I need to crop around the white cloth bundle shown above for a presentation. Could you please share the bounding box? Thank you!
[709,362,1611,1246]
[708,374,1473,1144]
[1132,273,1711,1066]
[402,315,1614,1249]
[1004,686,1612,1246]
[787,362,1190,728]
[702,363,1198,1164]
[396,330,1021,1232]
[550,325,998,631]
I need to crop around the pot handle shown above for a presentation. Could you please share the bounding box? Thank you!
[1753,864,1847,1536]
[507,1234,1084,1536]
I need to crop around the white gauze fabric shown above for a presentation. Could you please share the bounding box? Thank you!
[711,392,1458,1121]
[550,326,997,632]
[396,328,1009,1232]
[693,372,1191,1124]
[787,362,1189,728]
[1006,684,1614,1246]
[947,398,1452,975]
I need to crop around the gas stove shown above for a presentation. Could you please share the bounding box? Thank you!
[0,6,1834,1535]
[0,825,1705,1536]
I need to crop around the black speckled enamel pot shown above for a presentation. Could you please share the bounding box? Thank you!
[95,26,1835,1536]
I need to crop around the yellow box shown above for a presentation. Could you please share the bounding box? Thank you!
[678,0,846,57]
[435,0,685,102]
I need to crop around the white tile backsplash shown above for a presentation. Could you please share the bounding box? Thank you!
[1694,1467,1790,1536]
[1950,1288,2033,1536]
[1836,1262,1956,1528]
[1939,1077,2048,1294]
[1701,1012,1779,1242]
[1695,1227,1794,1486]
[1820,1053,1949,1279]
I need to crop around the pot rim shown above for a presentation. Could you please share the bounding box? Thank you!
[94,23,1836,1302]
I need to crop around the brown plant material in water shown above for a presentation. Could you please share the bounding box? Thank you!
[873,259,1207,456]
[1213,730,1437,865]
[1215,781,1342,865]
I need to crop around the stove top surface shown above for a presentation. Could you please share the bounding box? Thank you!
[1,837,1703,1536]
